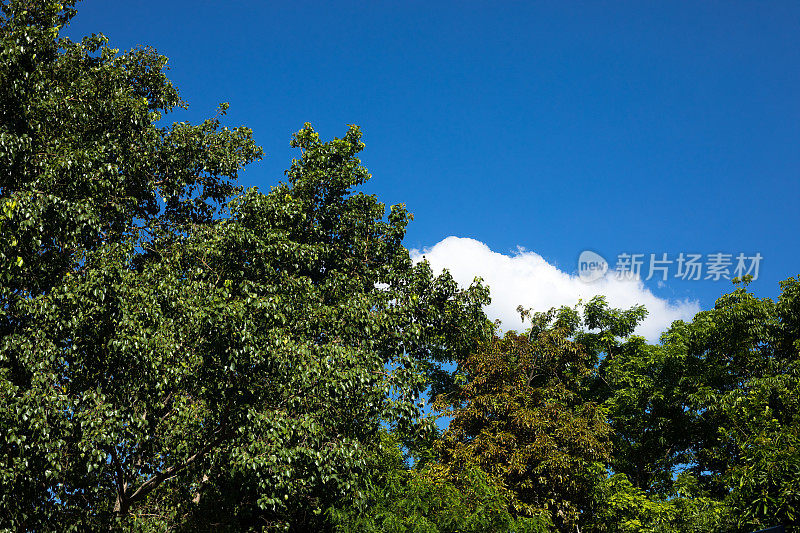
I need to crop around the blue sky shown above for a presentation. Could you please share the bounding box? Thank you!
[67,1,799,336]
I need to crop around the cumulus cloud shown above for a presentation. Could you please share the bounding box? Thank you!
[411,237,699,343]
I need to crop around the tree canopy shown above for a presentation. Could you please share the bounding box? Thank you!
[0,1,488,529]
[1,2,798,532]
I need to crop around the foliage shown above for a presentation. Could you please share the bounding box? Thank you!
[578,296,693,494]
[590,472,729,533]
[661,278,800,530]
[591,279,800,532]
[329,431,552,533]
[433,308,612,530]
[1,1,798,531]
[0,2,488,530]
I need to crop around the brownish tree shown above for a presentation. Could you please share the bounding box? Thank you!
[434,308,612,531]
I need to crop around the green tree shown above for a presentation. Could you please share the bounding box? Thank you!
[328,430,552,533]
[1,0,259,527]
[577,298,693,494]
[162,125,489,531]
[660,278,800,531]
[589,472,727,533]
[0,2,489,530]
[590,279,800,531]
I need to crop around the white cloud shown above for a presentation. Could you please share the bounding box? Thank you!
[411,236,699,343]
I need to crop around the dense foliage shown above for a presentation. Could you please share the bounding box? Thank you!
[0,1,488,529]
[1,2,798,531]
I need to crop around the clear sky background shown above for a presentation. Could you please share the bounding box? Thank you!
[66,1,799,339]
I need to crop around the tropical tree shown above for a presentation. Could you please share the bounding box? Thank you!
[589,279,800,531]
[660,278,800,531]
[0,2,489,529]
[328,430,552,533]
[577,298,692,494]
[433,307,612,531]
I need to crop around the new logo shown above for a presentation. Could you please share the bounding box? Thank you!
[578,250,608,282]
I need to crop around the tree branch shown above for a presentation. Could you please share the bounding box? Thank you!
[109,447,127,510]
[123,427,229,508]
